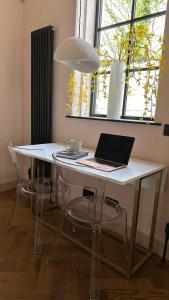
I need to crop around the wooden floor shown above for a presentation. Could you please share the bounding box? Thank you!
[0,189,169,300]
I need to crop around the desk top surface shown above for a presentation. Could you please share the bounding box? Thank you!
[13,143,167,185]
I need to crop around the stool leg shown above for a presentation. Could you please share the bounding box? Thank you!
[47,207,64,265]
[90,223,102,300]
[34,195,44,255]
[5,184,20,231]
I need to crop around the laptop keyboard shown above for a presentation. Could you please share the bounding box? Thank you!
[89,157,122,168]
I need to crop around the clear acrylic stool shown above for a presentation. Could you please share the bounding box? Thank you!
[51,164,128,300]
[6,144,56,254]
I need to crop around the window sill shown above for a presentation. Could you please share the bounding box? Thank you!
[66,115,162,126]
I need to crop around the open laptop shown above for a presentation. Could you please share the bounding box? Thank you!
[77,133,135,172]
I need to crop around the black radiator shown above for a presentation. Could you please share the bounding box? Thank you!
[31,25,54,177]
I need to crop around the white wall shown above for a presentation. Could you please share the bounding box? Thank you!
[0,0,24,186]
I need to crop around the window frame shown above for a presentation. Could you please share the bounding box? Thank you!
[90,0,167,120]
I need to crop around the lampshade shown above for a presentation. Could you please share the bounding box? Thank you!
[54,37,100,73]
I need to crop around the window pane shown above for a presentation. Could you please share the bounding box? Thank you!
[125,70,159,118]
[136,0,168,18]
[130,16,166,69]
[99,24,130,61]
[92,0,167,119]
[101,0,132,27]
[94,74,110,115]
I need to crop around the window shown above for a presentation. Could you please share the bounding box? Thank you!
[91,0,168,120]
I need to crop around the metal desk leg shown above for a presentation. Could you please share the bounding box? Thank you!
[127,179,142,279]
[31,157,36,210]
[31,157,35,180]
[148,171,162,252]
[127,171,163,278]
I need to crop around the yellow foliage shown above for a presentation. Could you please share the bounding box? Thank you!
[66,25,166,118]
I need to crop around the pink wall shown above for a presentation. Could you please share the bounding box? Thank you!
[23,0,76,144]
[0,0,24,185]
[22,1,169,252]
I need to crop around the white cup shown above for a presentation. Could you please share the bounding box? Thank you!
[65,139,82,154]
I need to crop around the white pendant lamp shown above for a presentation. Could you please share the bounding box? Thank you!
[54,0,100,73]
[54,37,100,73]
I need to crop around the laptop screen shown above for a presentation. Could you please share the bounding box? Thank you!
[95,133,135,165]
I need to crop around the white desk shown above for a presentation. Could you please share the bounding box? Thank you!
[13,143,167,278]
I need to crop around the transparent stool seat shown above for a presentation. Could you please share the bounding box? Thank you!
[65,196,123,227]
[20,178,53,198]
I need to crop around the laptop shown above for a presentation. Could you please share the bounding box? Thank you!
[77,133,135,172]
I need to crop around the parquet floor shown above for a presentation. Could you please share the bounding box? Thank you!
[0,189,169,300]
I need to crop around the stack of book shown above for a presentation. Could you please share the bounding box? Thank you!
[55,150,88,160]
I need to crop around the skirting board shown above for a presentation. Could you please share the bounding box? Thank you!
[0,181,16,192]
[107,223,168,261]
[135,229,169,261]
